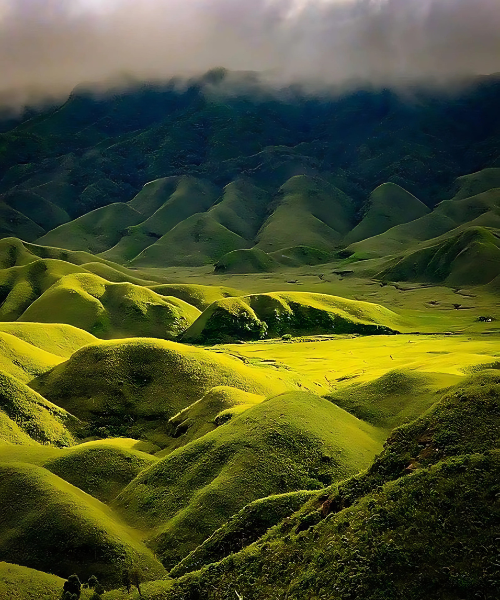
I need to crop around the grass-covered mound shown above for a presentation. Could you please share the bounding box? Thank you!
[348,186,500,259]
[0,561,65,600]
[256,175,355,253]
[326,369,457,430]
[146,371,500,600]
[0,331,63,382]
[164,386,264,452]
[214,248,279,273]
[44,440,157,502]
[102,176,220,263]
[19,273,201,339]
[269,245,334,267]
[115,391,384,569]
[0,462,165,586]
[171,490,317,577]
[147,283,241,311]
[37,203,144,254]
[0,371,77,447]
[378,226,500,287]
[183,292,402,343]
[0,322,96,358]
[344,182,430,245]
[452,167,500,200]
[30,338,298,445]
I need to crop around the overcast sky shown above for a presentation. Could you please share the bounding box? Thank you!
[1,0,500,106]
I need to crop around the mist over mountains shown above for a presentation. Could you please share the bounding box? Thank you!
[1,0,500,107]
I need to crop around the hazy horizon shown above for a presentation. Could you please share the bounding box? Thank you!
[1,0,500,108]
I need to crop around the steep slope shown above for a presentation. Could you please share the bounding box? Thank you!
[0,331,63,382]
[0,462,165,585]
[115,391,384,569]
[0,562,65,600]
[102,176,220,263]
[129,179,270,267]
[378,226,500,286]
[0,371,77,447]
[2,189,70,231]
[344,182,430,244]
[184,292,402,343]
[37,203,144,254]
[348,183,500,258]
[30,338,300,445]
[18,272,200,339]
[150,371,500,600]
[452,167,500,200]
[256,175,355,252]
[147,283,241,311]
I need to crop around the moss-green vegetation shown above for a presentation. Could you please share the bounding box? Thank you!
[19,273,201,339]
[184,291,402,342]
[115,391,383,569]
[214,248,279,273]
[345,182,430,245]
[0,462,166,586]
[147,283,241,311]
[30,338,300,445]
[0,562,65,600]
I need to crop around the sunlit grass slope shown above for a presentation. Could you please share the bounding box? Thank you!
[151,372,500,600]
[0,331,63,382]
[452,167,500,200]
[171,490,317,577]
[44,441,157,502]
[102,176,220,263]
[269,245,334,267]
[115,391,384,569]
[0,371,77,447]
[0,562,65,600]
[147,283,241,311]
[0,322,96,358]
[344,182,430,245]
[127,179,270,267]
[30,338,300,446]
[256,175,355,253]
[378,225,500,286]
[165,386,264,452]
[37,203,144,254]
[19,273,201,339]
[0,462,165,585]
[183,292,403,343]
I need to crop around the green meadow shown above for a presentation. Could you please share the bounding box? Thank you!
[0,77,499,599]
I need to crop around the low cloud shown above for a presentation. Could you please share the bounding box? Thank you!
[1,0,500,107]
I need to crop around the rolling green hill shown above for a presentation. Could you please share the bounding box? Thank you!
[184,292,402,343]
[115,391,384,569]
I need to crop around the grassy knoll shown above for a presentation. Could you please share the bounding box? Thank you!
[0,371,77,446]
[183,291,403,343]
[214,248,280,274]
[126,371,499,600]
[115,391,384,569]
[0,331,63,382]
[0,322,96,357]
[0,462,166,586]
[345,182,430,245]
[102,176,220,263]
[147,283,241,311]
[256,175,355,253]
[30,338,301,445]
[37,203,145,254]
[0,562,66,600]
[19,273,201,339]
[378,225,500,287]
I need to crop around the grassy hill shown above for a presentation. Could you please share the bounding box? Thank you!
[344,182,430,245]
[0,462,165,586]
[183,292,402,343]
[378,226,500,287]
[133,371,500,600]
[115,391,384,569]
[0,562,65,600]
[214,247,279,273]
[30,338,300,446]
